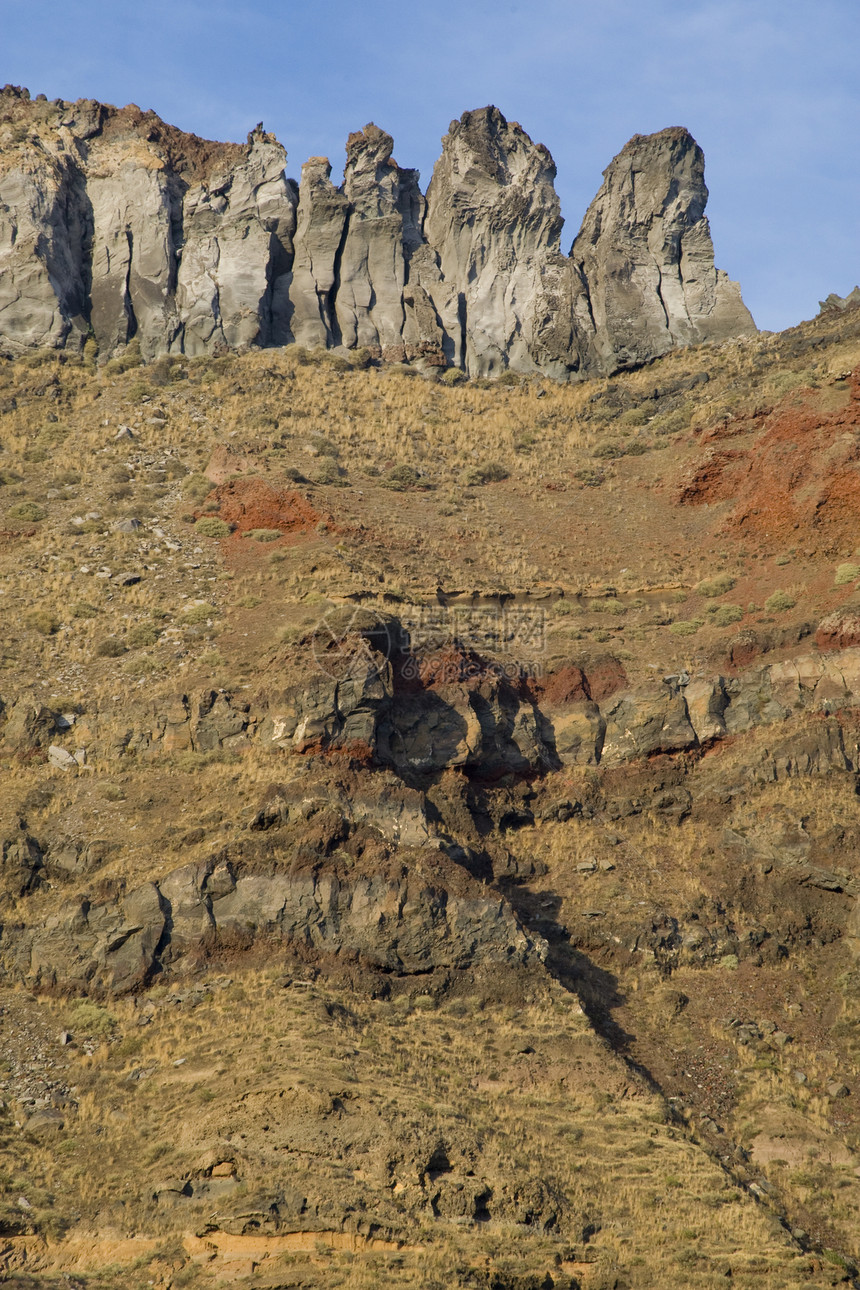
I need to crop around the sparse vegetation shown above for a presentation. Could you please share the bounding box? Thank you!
[195,516,231,537]
[0,297,858,1288]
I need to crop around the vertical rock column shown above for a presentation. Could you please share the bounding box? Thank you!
[283,157,349,349]
[570,127,756,373]
[0,100,91,353]
[335,124,408,357]
[175,126,296,355]
[423,106,572,376]
[87,147,181,356]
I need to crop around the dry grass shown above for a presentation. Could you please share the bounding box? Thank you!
[3,311,860,1286]
[0,977,823,1288]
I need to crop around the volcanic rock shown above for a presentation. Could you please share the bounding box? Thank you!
[0,86,755,377]
[571,127,755,372]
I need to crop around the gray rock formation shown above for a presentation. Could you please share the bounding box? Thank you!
[280,156,347,349]
[6,848,541,993]
[0,85,756,376]
[423,106,573,377]
[0,91,296,360]
[571,127,755,372]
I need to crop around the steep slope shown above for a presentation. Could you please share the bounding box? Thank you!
[0,298,860,1285]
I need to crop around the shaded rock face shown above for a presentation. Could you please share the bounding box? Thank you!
[0,87,755,375]
[7,846,541,994]
[0,92,296,360]
[571,128,755,372]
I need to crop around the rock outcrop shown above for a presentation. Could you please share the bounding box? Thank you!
[0,86,756,376]
[571,127,755,372]
[4,844,542,993]
[0,92,296,360]
[423,106,578,377]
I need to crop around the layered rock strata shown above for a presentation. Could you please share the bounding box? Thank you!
[0,86,755,375]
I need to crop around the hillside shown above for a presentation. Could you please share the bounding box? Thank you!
[1,296,860,1288]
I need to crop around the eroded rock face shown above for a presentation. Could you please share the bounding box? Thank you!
[6,846,541,993]
[0,86,755,375]
[0,146,90,351]
[0,91,296,360]
[423,106,578,377]
[571,127,755,372]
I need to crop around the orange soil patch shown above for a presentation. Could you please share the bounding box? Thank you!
[528,664,590,705]
[677,367,860,546]
[200,477,321,538]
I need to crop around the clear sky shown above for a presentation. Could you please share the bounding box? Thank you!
[4,0,858,332]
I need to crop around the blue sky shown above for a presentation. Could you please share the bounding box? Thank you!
[5,0,858,332]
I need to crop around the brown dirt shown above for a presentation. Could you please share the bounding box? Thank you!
[528,664,590,705]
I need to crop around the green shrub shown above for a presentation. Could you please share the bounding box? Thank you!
[590,598,627,616]
[71,601,99,618]
[712,604,744,627]
[7,501,47,522]
[696,573,736,598]
[593,442,625,459]
[652,408,691,435]
[244,528,282,542]
[617,407,649,428]
[127,623,160,648]
[764,589,796,612]
[182,473,213,502]
[101,337,142,375]
[95,638,127,657]
[313,458,347,486]
[463,462,509,486]
[66,1002,117,1037]
[670,618,704,636]
[574,468,606,487]
[195,516,232,538]
[834,563,860,586]
[382,464,422,491]
[182,603,215,624]
[440,367,465,386]
[308,436,339,458]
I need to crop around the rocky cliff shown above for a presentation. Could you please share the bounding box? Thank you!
[0,86,755,376]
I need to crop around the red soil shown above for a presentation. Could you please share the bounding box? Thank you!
[677,367,860,547]
[200,478,321,539]
[526,657,627,706]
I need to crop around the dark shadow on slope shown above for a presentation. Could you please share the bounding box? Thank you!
[500,882,663,1091]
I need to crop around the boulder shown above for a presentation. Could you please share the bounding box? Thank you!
[1,695,58,750]
[601,691,698,766]
[0,827,44,896]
